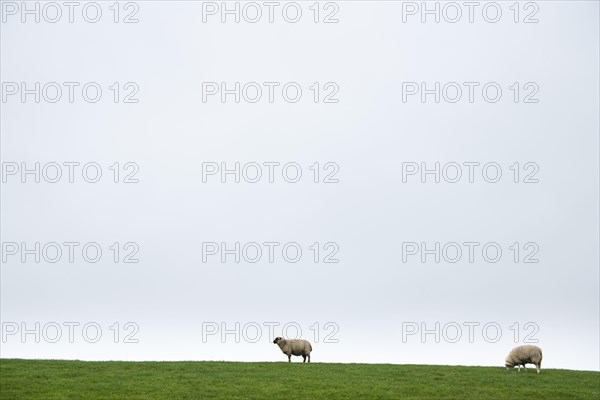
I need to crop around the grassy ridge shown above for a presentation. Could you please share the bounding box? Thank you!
[1,359,599,399]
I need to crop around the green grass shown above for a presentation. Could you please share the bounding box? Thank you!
[1,359,599,399]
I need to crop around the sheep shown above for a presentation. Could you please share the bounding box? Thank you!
[273,336,312,363]
[505,345,543,374]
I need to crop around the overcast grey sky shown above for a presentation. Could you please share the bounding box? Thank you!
[1,1,599,371]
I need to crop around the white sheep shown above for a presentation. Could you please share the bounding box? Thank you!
[505,345,543,374]
[273,337,312,363]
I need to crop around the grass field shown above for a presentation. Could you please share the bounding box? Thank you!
[1,359,599,399]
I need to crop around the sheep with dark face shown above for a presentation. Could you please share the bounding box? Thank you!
[505,345,543,374]
[273,337,312,363]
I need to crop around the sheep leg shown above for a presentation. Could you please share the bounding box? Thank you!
[303,355,306,363]
[287,354,291,363]
[536,363,541,374]
[308,354,310,363]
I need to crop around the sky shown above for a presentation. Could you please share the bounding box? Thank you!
[1,1,599,371]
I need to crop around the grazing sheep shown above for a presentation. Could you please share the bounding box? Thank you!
[273,337,312,363]
[505,345,543,374]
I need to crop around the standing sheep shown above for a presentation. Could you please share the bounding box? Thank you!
[505,345,543,374]
[273,337,312,363]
